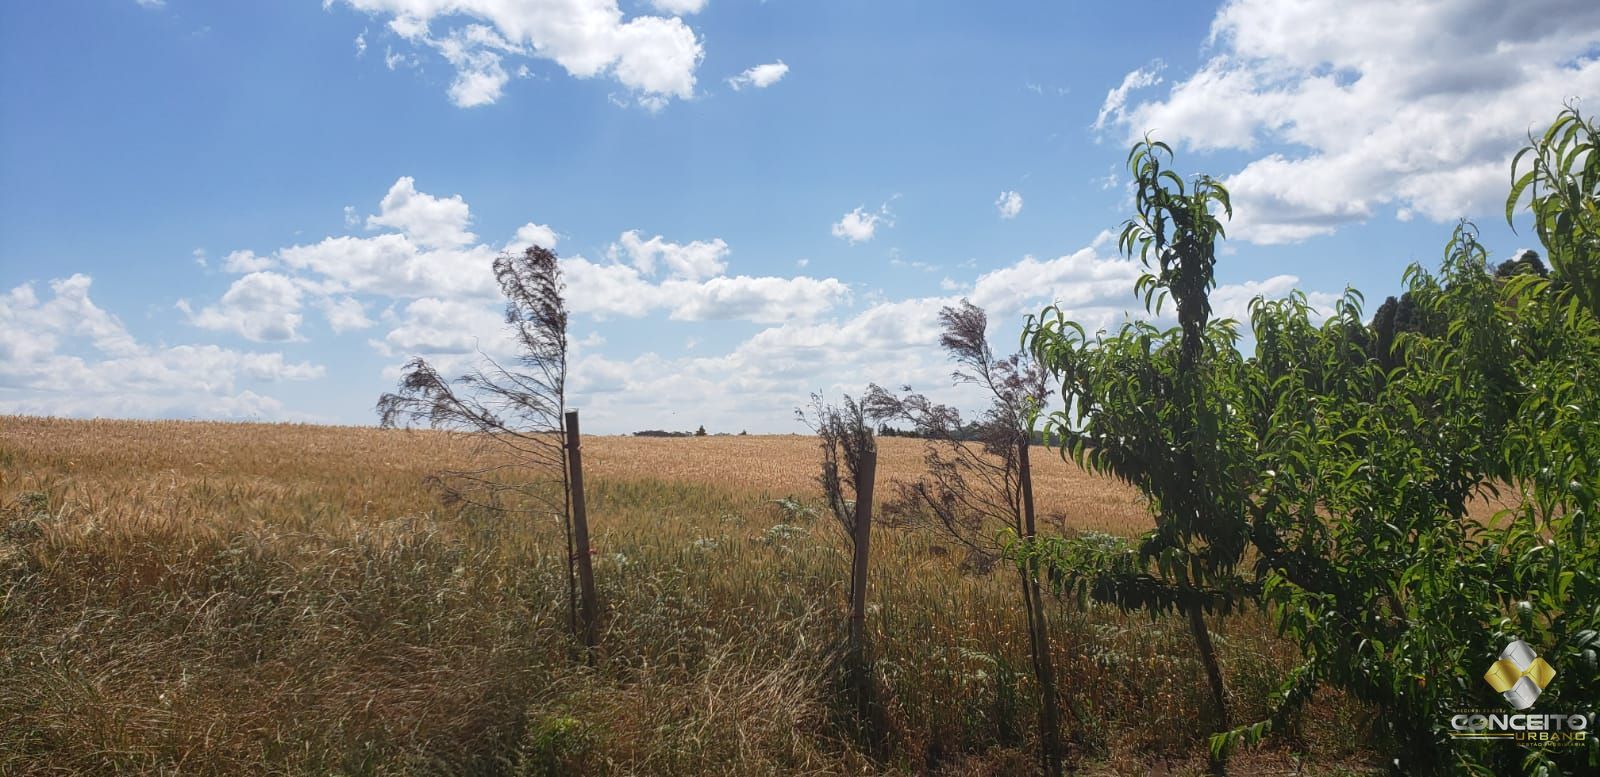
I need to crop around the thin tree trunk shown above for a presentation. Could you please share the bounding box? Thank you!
[1187,603,1228,776]
[848,445,877,726]
[1019,438,1064,777]
[565,409,599,653]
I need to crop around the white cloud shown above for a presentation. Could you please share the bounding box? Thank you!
[322,296,373,333]
[609,229,729,279]
[565,231,1354,433]
[366,176,476,249]
[663,275,848,323]
[967,247,1140,319]
[222,249,275,273]
[337,0,704,109]
[0,275,140,360]
[0,275,321,420]
[561,255,848,323]
[727,60,788,90]
[187,179,850,372]
[1094,61,1163,131]
[135,0,164,9]
[446,52,510,107]
[649,0,706,15]
[1098,0,1600,243]
[384,46,417,70]
[1208,274,1341,324]
[831,204,890,244]
[182,271,306,342]
[278,233,499,300]
[378,296,507,356]
[431,24,519,107]
[995,190,1023,219]
[559,257,661,318]
[890,256,937,272]
[563,295,967,434]
[507,222,559,252]
[163,177,1347,432]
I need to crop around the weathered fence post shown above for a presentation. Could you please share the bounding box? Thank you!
[848,443,877,723]
[565,409,599,651]
[1019,436,1064,777]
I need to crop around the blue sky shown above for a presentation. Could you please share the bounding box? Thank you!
[3,0,1597,432]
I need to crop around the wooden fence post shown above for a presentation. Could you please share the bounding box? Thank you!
[848,444,878,722]
[1019,436,1064,777]
[565,409,599,651]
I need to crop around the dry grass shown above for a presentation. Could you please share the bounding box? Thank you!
[0,419,1151,536]
[581,434,1150,536]
[1,416,1380,775]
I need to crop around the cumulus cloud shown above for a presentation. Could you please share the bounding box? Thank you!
[727,60,788,90]
[164,177,1343,432]
[321,296,373,333]
[181,271,307,342]
[222,250,275,273]
[967,248,1139,318]
[609,230,729,279]
[649,0,706,14]
[279,233,500,300]
[367,176,476,249]
[437,27,515,107]
[562,296,955,433]
[995,190,1023,219]
[560,256,848,322]
[662,275,848,322]
[377,296,507,356]
[0,275,321,420]
[1,275,140,360]
[1096,0,1600,243]
[565,232,1345,433]
[336,0,705,109]
[831,204,891,244]
[187,177,851,377]
[1208,275,1341,324]
[506,222,559,252]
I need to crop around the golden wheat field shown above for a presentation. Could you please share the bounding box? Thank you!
[0,416,1382,776]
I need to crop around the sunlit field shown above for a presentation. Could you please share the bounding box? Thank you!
[2,416,1387,775]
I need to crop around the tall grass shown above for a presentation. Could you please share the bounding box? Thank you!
[1,417,1378,775]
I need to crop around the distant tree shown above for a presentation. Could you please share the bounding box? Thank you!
[694,425,708,437]
[376,245,595,647]
[1370,294,1401,370]
[1494,248,1549,278]
[864,300,1064,777]
[1392,290,1440,338]
[1368,288,1447,371]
